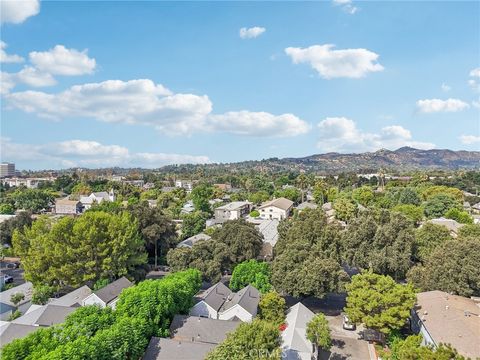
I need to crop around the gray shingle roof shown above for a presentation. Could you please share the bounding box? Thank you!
[200,282,232,311]
[142,337,215,360]
[219,284,260,316]
[0,282,33,307]
[259,197,294,211]
[35,305,75,326]
[282,302,315,358]
[176,233,211,248]
[50,285,92,307]
[0,323,38,346]
[215,201,250,211]
[170,315,240,345]
[94,277,132,304]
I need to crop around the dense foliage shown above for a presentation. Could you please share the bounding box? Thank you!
[258,291,286,326]
[230,260,272,293]
[306,313,332,352]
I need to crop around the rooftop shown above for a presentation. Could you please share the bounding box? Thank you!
[198,282,232,312]
[50,285,92,307]
[93,277,132,304]
[0,323,38,346]
[177,233,212,248]
[259,198,294,211]
[215,201,250,211]
[0,282,33,308]
[142,337,215,360]
[219,284,260,316]
[415,290,480,358]
[282,302,315,359]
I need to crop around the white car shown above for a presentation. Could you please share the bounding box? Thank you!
[342,314,356,330]
[3,274,13,283]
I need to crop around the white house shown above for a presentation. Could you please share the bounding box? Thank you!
[214,201,251,223]
[258,198,294,221]
[281,302,317,360]
[190,282,231,319]
[82,277,132,309]
[79,190,115,210]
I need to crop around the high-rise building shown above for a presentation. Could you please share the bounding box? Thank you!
[0,163,15,178]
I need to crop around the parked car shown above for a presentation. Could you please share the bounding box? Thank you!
[342,314,356,330]
[5,262,20,269]
[3,274,13,283]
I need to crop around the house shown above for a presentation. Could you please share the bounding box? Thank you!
[142,337,215,360]
[49,285,92,307]
[0,323,38,347]
[0,282,33,321]
[218,285,260,322]
[170,314,240,344]
[258,198,294,221]
[411,290,480,359]
[176,233,211,249]
[214,201,251,223]
[426,218,464,238]
[214,183,232,192]
[281,302,317,360]
[55,197,83,215]
[181,200,195,214]
[79,190,115,210]
[255,219,279,258]
[82,277,132,309]
[175,180,193,192]
[296,202,318,212]
[190,282,232,319]
[12,304,75,327]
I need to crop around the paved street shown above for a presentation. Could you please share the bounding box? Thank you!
[0,260,25,286]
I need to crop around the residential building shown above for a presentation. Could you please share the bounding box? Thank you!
[214,201,251,223]
[218,285,260,322]
[190,282,232,319]
[49,285,92,307]
[0,163,15,178]
[213,183,232,191]
[82,277,132,309]
[55,197,83,215]
[143,337,215,360]
[79,190,115,210]
[2,177,54,189]
[255,219,279,259]
[0,282,33,321]
[170,314,240,344]
[12,304,75,327]
[181,200,195,214]
[281,302,317,360]
[175,180,193,192]
[411,290,480,359]
[258,198,294,220]
[177,233,211,249]
[296,202,318,211]
[0,323,38,347]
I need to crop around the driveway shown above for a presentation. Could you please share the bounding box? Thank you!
[0,260,25,286]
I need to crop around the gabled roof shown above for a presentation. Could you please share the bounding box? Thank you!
[199,282,232,312]
[50,285,92,307]
[256,219,279,246]
[219,284,260,316]
[282,302,315,358]
[55,197,80,205]
[215,201,250,211]
[177,233,211,248]
[0,282,33,308]
[259,198,294,211]
[0,323,38,346]
[12,304,75,327]
[296,202,318,210]
[93,277,132,304]
[142,337,215,360]
[170,315,240,345]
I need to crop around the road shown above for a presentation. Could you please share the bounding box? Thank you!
[0,260,25,286]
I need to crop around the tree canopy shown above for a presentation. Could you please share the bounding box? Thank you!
[230,260,272,293]
[306,313,332,352]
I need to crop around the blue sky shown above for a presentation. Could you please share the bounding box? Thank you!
[1,0,479,170]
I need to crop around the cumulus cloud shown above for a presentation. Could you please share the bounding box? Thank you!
[29,45,96,76]
[5,78,309,137]
[0,41,24,63]
[469,67,480,91]
[332,0,358,14]
[317,117,434,152]
[0,72,16,94]
[0,137,210,169]
[1,0,39,24]
[416,98,470,113]
[208,111,310,137]
[459,135,480,145]
[15,66,57,87]
[285,44,383,79]
[239,26,266,39]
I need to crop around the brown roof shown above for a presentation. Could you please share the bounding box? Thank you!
[415,290,480,358]
[55,197,80,205]
[259,197,294,211]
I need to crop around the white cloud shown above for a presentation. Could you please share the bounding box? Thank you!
[239,27,266,39]
[441,83,451,92]
[416,98,470,113]
[29,45,96,76]
[6,78,309,137]
[469,68,480,91]
[207,111,310,137]
[0,137,210,169]
[0,41,23,63]
[285,44,383,79]
[459,135,480,145]
[1,0,39,24]
[317,117,434,152]
[332,0,358,14]
[15,66,57,87]
[470,68,480,78]
[0,72,16,94]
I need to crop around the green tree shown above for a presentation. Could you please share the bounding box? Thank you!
[444,208,473,224]
[0,203,14,214]
[205,319,281,360]
[345,271,416,335]
[392,204,423,224]
[273,188,301,203]
[32,285,56,305]
[333,197,357,222]
[0,211,32,247]
[421,185,463,202]
[352,186,374,206]
[7,310,21,321]
[423,194,461,218]
[414,223,452,262]
[190,183,213,213]
[71,183,92,195]
[457,223,480,241]
[397,187,421,206]
[407,239,480,297]
[181,211,209,239]
[249,210,260,218]
[230,260,272,293]
[10,189,55,213]
[10,293,25,306]
[259,292,286,326]
[13,211,147,288]
[306,313,332,352]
